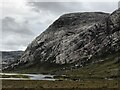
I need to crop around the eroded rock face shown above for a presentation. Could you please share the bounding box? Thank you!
[8,9,120,69]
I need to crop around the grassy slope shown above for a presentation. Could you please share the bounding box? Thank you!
[58,56,119,81]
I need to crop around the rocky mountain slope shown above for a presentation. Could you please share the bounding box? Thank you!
[5,9,120,72]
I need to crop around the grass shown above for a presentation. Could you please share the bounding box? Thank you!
[2,80,119,88]
[54,56,119,81]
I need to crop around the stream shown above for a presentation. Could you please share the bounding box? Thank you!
[0,73,55,80]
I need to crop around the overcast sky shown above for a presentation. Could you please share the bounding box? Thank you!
[0,0,119,51]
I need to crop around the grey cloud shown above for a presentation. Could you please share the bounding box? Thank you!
[2,17,34,35]
[28,2,75,15]
[27,2,118,15]
[2,34,33,51]
[87,2,118,12]
[2,17,35,51]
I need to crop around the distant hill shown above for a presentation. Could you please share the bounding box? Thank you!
[1,51,23,69]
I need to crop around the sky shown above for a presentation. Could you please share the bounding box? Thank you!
[0,0,119,51]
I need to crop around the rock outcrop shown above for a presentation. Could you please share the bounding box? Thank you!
[6,9,120,70]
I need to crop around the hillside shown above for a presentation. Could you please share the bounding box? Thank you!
[4,9,120,76]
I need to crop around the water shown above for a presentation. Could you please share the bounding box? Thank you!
[0,73,55,81]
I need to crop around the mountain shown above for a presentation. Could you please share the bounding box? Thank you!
[1,51,23,69]
[5,9,120,73]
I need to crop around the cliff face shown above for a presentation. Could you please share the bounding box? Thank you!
[7,9,120,70]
